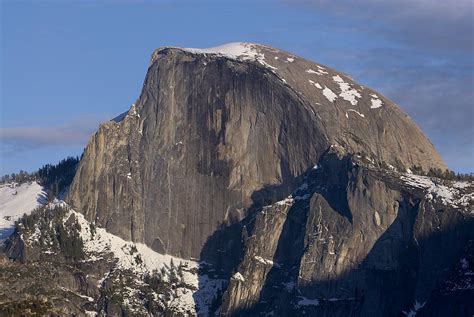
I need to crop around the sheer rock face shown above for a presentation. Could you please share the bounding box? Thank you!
[220,152,473,316]
[67,43,447,260]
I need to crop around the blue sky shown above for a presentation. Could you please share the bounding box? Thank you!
[1,0,473,174]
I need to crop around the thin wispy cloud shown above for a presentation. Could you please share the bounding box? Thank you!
[0,115,109,154]
[292,0,473,52]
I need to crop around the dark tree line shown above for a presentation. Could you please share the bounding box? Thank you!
[0,170,36,185]
[411,165,474,182]
[1,156,80,198]
[37,156,80,198]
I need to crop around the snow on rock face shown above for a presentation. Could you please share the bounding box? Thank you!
[254,255,280,267]
[333,75,361,106]
[400,174,473,209]
[308,79,322,89]
[306,67,327,76]
[0,182,46,240]
[232,272,245,282]
[347,109,365,118]
[316,65,329,74]
[370,94,384,109]
[177,42,278,70]
[275,197,294,206]
[322,86,338,102]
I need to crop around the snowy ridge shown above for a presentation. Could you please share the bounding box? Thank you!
[400,174,473,209]
[156,43,394,117]
[0,182,46,240]
[182,42,262,59]
[14,192,226,316]
[152,42,299,87]
[57,208,225,315]
[175,42,278,71]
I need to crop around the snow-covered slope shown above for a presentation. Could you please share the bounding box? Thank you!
[12,193,226,315]
[0,182,46,240]
[400,173,473,209]
[62,208,226,315]
[1,181,225,314]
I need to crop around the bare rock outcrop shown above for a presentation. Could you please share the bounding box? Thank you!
[66,43,447,260]
[219,149,473,316]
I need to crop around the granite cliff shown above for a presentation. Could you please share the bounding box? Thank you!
[2,43,471,316]
[66,43,447,259]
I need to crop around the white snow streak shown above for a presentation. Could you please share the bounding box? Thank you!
[254,256,279,267]
[347,109,365,118]
[306,68,327,76]
[308,79,322,89]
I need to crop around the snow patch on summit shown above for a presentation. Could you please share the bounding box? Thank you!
[333,75,361,106]
[179,42,278,70]
[370,94,384,109]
